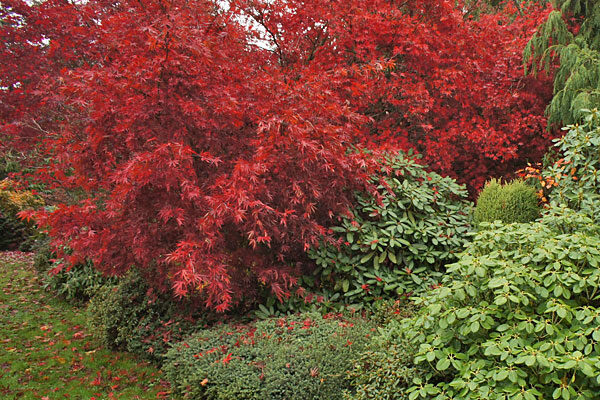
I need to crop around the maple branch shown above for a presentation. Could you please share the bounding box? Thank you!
[305,24,329,63]
[21,118,51,135]
[247,9,286,68]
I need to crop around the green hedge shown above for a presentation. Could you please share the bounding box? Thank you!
[87,272,196,363]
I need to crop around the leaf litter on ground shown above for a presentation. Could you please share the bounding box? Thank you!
[0,251,172,399]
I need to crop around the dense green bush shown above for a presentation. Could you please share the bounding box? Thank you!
[346,301,422,400]
[87,271,196,363]
[32,235,54,276]
[374,207,600,399]
[347,339,420,400]
[543,109,600,221]
[305,152,471,310]
[164,312,374,400]
[473,178,540,225]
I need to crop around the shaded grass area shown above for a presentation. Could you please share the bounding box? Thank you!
[0,252,171,399]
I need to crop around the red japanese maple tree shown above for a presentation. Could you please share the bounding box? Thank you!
[8,0,375,311]
[0,0,111,155]
[2,0,556,311]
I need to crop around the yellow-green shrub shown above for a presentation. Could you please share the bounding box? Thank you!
[473,178,539,225]
[0,179,42,250]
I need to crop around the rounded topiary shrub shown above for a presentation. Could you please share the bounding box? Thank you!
[473,178,540,225]
[374,206,600,399]
[164,312,374,400]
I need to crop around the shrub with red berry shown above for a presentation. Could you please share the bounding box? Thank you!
[305,152,472,310]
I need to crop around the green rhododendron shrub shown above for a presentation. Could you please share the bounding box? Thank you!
[473,178,540,225]
[378,207,600,399]
[164,312,373,400]
[543,109,600,220]
[306,153,471,309]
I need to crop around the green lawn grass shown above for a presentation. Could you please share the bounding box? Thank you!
[0,251,172,399]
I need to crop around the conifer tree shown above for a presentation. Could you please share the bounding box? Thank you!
[525,1,600,125]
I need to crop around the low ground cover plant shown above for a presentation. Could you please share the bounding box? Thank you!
[33,236,116,303]
[165,312,374,400]
[346,300,423,400]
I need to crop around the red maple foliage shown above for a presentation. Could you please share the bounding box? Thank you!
[238,0,556,191]
[0,0,111,154]
[2,0,556,310]
[6,0,375,311]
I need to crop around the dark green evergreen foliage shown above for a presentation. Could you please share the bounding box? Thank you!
[473,178,540,225]
[346,301,422,400]
[87,272,196,363]
[164,313,373,400]
[0,212,28,250]
[307,152,471,308]
[525,0,600,125]
[347,341,421,400]
[543,109,600,221]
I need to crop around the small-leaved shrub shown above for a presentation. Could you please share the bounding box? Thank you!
[305,152,471,310]
[87,271,196,363]
[346,300,422,400]
[473,178,540,225]
[378,207,600,399]
[164,312,374,400]
[347,339,421,400]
